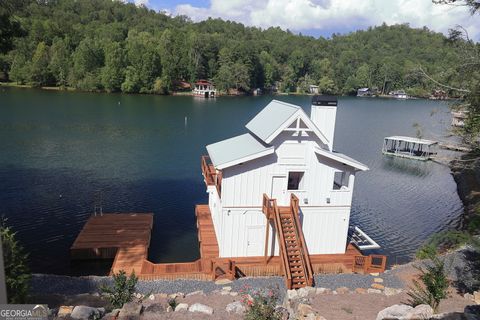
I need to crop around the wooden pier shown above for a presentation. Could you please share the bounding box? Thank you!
[71,213,153,275]
[71,209,385,282]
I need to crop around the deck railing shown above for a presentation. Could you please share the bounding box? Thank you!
[201,155,222,195]
[352,254,387,273]
[262,194,292,288]
[290,194,314,287]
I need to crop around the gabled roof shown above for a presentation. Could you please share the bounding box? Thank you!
[314,146,369,171]
[246,100,329,146]
[245,100,299,142]
[206,133,274,170]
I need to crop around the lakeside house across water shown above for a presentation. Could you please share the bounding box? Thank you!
[193,80,216,98]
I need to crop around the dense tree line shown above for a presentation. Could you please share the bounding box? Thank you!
[0,0,475,96]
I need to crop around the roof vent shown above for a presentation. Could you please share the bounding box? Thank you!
[312,95,338,106]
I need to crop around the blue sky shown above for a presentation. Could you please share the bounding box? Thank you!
[129,0,479,40]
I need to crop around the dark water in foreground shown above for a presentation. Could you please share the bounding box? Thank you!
[0,87,464,274]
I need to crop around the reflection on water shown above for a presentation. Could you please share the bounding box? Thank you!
[381,156,431,177]
[0,88,464,273]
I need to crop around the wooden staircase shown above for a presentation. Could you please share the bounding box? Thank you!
[262,194,313,289]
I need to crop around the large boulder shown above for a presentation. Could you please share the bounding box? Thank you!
[404,304,434,319]
[144,304,164,313]
[71,306,105,320]
[118,302,143,319]
[188,303,213,315]
[174,303,189,312]
[376,304,413,320]
[57,306,74,318]
[225,301,245,314]
[474,291,480,304]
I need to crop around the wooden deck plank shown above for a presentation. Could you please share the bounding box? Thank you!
[70,213,153,275]
[195,205,219,259]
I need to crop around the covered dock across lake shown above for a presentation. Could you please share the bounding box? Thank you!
[382,136,438,161]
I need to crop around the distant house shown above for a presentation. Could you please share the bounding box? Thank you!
[193,80,216,98]
[309,85,319,94]
[430,89,448,100]
[357,88,371,97]
[390,90,407,99]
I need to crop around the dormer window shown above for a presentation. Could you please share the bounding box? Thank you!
[288,171,304,190]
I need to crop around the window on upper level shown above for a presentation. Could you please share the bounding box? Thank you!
[333,171,349,190]
[288,171,304,190]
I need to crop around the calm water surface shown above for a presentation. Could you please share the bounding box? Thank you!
[0,87,464,274]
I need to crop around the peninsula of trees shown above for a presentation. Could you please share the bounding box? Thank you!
[0,0,474,96]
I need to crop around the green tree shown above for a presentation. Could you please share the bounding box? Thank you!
[318,76,337,94]
[0,0,26,54]
[258,51,279,89]
[355,63,371,88]
[29,42,51,87]
[1,219,30,304]
[72,38,104,90]
[101,42,125,92]
[49,37,71,87]
[122,30,160,93]
[9,54,30,84]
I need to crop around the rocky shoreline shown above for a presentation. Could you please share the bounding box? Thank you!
[449,150,480,232]
[28,247,480,319]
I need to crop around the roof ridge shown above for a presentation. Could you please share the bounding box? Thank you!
[270,99,301,110]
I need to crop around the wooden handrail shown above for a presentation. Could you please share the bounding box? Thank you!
[263,194,292,287]
[201,155,222,196]
[290,194,314,286]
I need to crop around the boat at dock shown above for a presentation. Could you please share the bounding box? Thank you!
[382,136,438,161]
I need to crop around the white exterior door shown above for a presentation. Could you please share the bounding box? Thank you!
[246,226,264,256]
[271,176,286,205]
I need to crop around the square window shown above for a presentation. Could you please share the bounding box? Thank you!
[333,171,349,190]
[288,172,304,190]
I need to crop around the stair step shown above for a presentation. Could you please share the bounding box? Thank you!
[292,284,306,289]
[292,278,306,284]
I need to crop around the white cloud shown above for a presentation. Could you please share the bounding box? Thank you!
[174,0,479,39]
[135,0,149,7]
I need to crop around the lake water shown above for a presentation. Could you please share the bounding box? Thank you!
[0,87,464,274]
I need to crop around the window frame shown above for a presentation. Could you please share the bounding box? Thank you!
[287,171,306,191]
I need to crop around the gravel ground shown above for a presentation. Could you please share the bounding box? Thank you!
[33,247,479,297]
[314,270,404,290]
[31,274,287,296]
[31,271,400,298]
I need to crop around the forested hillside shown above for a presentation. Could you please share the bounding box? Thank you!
[0,0,472,96]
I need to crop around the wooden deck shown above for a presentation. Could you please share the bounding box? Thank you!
[71,207,385,282]
[195,204,219,259]
[70,213,153,275]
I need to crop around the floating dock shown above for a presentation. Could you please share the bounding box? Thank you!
[71,213,153,275]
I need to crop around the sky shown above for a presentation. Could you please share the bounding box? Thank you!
[129,0,479,40]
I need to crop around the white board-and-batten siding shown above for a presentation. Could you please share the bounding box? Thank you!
[209,134,357,257]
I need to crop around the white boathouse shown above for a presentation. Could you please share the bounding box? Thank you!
[200,96,384,288]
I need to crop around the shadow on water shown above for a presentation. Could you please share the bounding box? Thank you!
[381,156,431,177]
[0,165,205,275]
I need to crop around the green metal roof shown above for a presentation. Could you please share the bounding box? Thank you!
[206,133,274,169]
[245,100,300,142]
